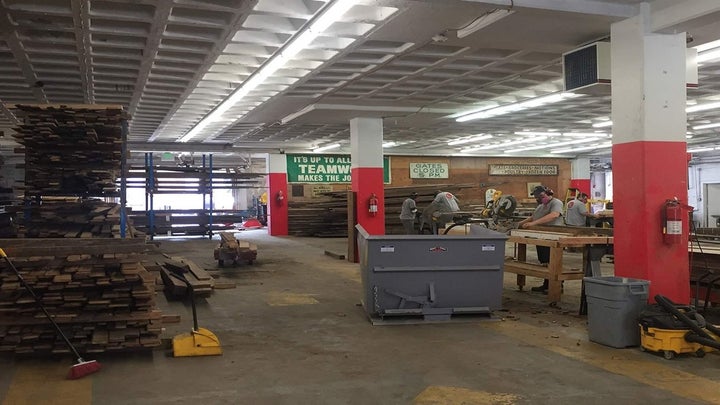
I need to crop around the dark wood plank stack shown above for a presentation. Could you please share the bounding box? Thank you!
[287,184,476,236]
[12,104,127,197]
[159,256,214,298]
[0,239,162,354]
[214,232,258,266]
[13,200,141,238]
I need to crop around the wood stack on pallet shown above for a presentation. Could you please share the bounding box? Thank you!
[12,104,127,197]
[13,200,141,238]
[0,239,162,354]
[214,232,258,266]
[159,256,214,298]
[287,184,476,237]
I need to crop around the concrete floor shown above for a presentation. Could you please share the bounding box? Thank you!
[1,230,720,405]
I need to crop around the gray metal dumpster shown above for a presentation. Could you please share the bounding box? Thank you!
[356,224,507,322]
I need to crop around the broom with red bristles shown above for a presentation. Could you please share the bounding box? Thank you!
[0,248,101,379]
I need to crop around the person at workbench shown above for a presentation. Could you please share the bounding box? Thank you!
[565,192,598,226]
[400,192,419,234]
[518,185,564,293]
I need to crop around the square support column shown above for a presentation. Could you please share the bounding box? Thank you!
[268,154,288,236]
[350,117,385,235]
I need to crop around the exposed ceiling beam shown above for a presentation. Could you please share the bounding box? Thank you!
[71,0,94,104]
[650,0,720,32]
[127,0,174,116]
[0,9,48,103]
[128,141,312,153]
[148,1,259,141]
[462,0,637,18]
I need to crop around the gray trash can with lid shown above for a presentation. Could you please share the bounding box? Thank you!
[584,276,650,348]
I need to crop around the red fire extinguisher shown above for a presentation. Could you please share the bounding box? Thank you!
[276,190,285,205]
[368,193,378,216]
[662,198,683,245]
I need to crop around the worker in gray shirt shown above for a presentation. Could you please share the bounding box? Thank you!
[518,185,564,293]
[565,192,598,226]
[399,192,419,234]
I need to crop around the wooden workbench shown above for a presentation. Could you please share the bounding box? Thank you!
[504,226,614,305]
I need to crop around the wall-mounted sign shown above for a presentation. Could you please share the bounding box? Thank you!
[410,162,448,179]
[286,154,390,183]
[489,164,558,176]
[311,185,333,197]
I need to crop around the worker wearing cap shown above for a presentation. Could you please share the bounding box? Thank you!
[518,185,563,293]
[400,192,419,234]
[565,192,598,226]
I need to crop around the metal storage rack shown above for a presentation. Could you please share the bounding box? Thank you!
[127,153,265,239]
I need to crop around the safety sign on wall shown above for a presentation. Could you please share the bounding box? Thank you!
[409,162,448,179]
[286,154,390,183]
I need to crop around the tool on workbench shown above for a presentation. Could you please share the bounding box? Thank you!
[167,269,222,357]
[0,248,102,379]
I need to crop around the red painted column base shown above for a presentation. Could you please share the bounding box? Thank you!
[612,141,690,304]
[351,167,385,235]
[268,173,288,236]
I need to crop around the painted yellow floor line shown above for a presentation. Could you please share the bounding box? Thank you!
[1,362,91,405]
[414,385,519,404]
[483,321,720,404]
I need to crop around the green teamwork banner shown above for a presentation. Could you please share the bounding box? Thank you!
[286,154,390,183]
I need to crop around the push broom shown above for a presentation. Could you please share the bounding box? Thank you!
[0,248,101,379]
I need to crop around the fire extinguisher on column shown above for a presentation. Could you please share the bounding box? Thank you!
[662,198,683,245]
[368,193,378,217]
[276,190,285,205]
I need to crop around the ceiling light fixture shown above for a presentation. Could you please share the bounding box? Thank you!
[456,9,515,39]
[176,0,355,143]
[692,122,720,130]
[686,101,720,113]
[592,121,613,128]
[687,147,715,153]
[461,136,547,153]
[447,134,493,146]
[551,142,612,154]
[456,92,580,122]
[514,131,561,137]
[505,137,603,153]
[313,143,341,153]
[382,141,397,148]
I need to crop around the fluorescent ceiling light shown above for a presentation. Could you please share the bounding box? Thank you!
[697,49,720,63]
[687,147,715,153]
[457,9,515,39]
[382,141,397,148]
[692,122,720,130]
[461,136,547,153]
[505,137,603,153]
[686,101,720,113]
[177,0,355,143]
[447,134,493,146]
[695,39,720,53]
[686,135,693,139]
[313,143,341,153]
[456,92,580,122]
[562,132,609,137]
[551,142,612,154]
[592,121,613,128]
[514,131,560,137]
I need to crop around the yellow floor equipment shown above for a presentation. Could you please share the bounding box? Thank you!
[640,325,715,360]
[169,271,222,357]
[173,327,222,357]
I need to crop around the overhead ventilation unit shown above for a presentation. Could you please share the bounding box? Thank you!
[563,42,698,95]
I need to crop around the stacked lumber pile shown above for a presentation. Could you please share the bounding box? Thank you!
[159,256,214,298]
[288,184,476,236]
[15,199,140,238]
[12,104,127,197]
[214,232,258,266]
[0,238,162,354]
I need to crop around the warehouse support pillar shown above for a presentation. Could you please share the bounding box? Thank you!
[570,158,591,195]
[610,5,689,303]
[350,117,385,236]
[267,154,288,236]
